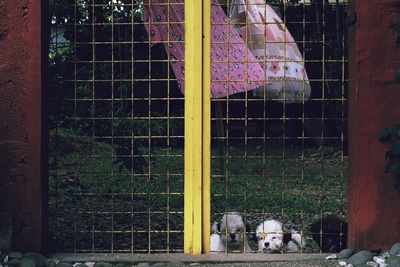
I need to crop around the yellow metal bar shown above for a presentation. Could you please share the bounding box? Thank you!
[184,0,204,255]
[202,0,211,255]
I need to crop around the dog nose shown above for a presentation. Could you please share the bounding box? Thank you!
[264,242,269,247]
[230,233,236,240]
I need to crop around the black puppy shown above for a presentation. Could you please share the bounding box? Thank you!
[309,214,348,253]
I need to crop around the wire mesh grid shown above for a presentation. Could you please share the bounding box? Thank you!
[210,0,348,253]
[49,0,185,252]
[48,0,348,254]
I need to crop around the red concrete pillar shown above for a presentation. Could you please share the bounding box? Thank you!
[348,0,400,250]
[0,0,47,251]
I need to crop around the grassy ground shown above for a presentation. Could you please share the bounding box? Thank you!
[49,129,347,252]
[210,145,347,222]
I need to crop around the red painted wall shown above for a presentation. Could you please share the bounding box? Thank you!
[0,0,399,252]
[348,0,400,250]
[0,0,46,251]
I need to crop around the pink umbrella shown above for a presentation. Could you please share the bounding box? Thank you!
[143,0,265,98]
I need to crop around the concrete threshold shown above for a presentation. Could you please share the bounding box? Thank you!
[48,253,330,263]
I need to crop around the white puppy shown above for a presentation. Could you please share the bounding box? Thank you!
[256,219,304,253]
[285,230,304,252]
[211,212,252,252]
[210,233,225,253]
[256,219,284,253]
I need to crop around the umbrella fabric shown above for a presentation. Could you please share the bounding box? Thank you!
[230,0,311,102]
[143,0,265,98]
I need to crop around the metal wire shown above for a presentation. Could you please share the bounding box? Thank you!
[49,0,185,252]
[210,0,348,253]
[49,0,348,253]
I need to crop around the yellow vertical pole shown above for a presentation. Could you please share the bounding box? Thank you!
[202,0,211,255]
[184,0,211,255]
[184,0,204,255]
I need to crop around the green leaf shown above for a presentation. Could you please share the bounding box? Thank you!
[378,124,400,141]
[396,69,400,83]
[385,160,400,173]
[394,173,400,189]
[391,22,400,33]
[392,140,400,155]
[386,150,392,161]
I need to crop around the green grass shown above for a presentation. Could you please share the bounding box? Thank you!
[211,145,347,229]
[209,146,347,217]
[48,129,347,251]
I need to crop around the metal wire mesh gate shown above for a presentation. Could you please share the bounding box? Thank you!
[48,0,348,253]
[210,0,348,254]
[49,0,186,252]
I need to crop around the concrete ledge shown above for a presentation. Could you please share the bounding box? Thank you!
[48,253,330,263]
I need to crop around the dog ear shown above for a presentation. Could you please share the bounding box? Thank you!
[252,233,259,242]
[245,222,251,233]
[216,222,221,232]
[283,232,292,244]
[211,221,220,233]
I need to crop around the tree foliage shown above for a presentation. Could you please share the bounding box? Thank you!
[49,0,348,180]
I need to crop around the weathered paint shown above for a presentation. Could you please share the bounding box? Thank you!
[0,0,46,251]
[202,0,211,254]
[184,0,211,255]
[184,0,205,254]
[348,0,400,250]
